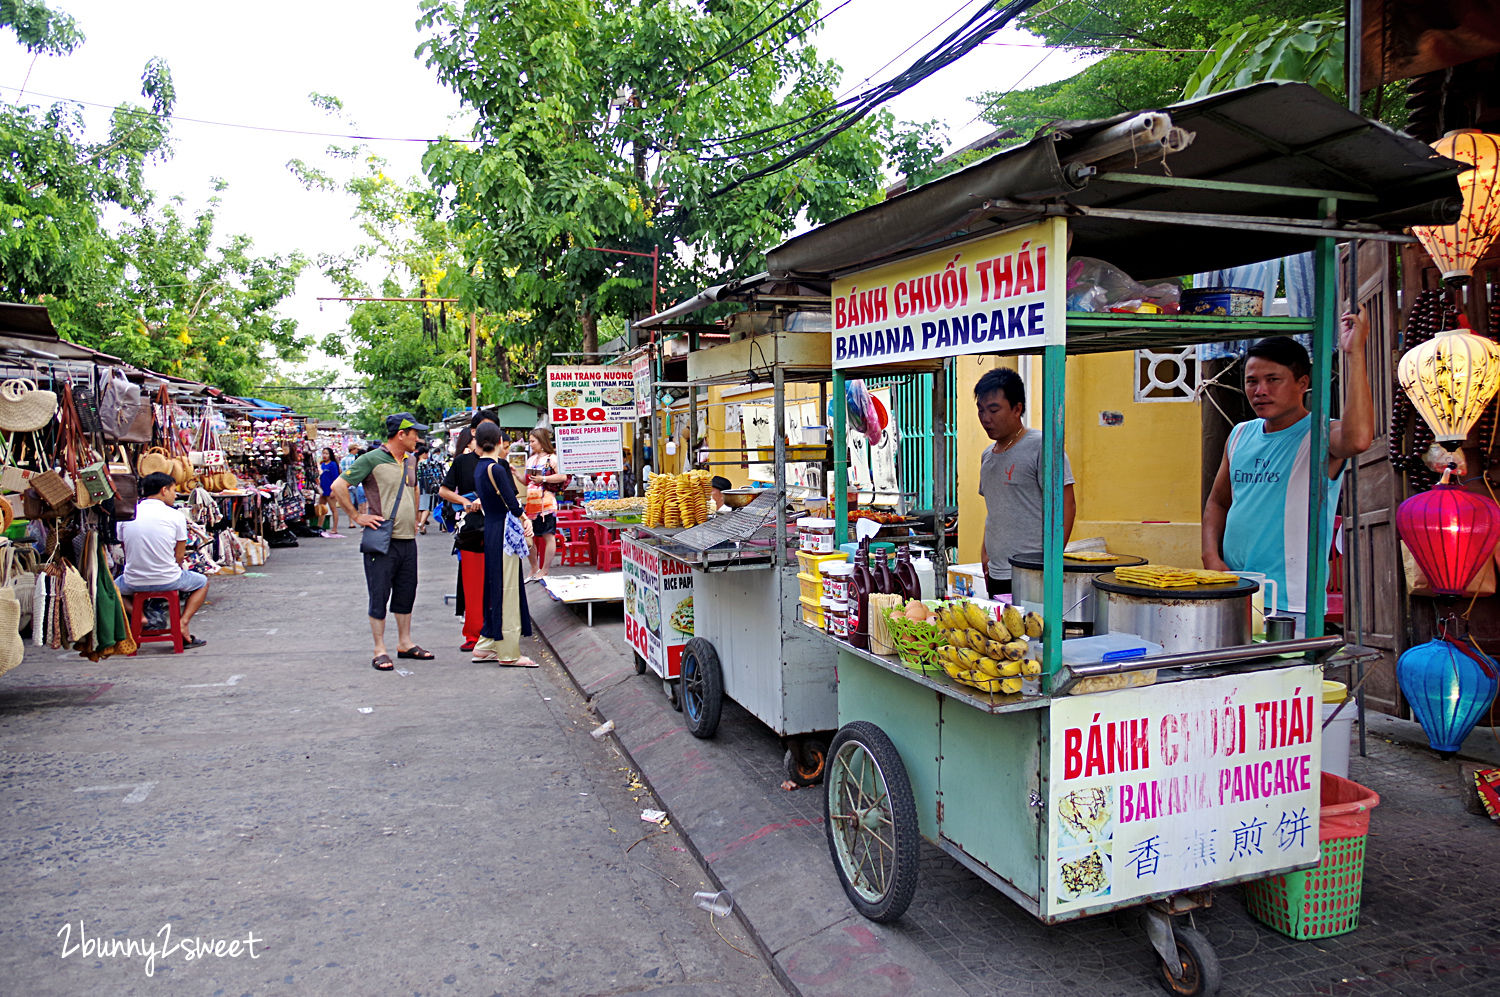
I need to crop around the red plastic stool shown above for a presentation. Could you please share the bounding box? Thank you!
[128,591,185,654]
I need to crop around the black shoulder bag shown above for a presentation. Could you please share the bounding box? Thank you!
[360,455,410,556]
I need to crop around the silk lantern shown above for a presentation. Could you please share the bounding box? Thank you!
[1397,637,1498,755]
[1397,321,1500,451]
[1395,471,1500,595]
[1411,130,1500,284]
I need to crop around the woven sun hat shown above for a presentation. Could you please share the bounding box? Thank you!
[0,492,13,535]
[0,379,58,432]
[0,586,23,678]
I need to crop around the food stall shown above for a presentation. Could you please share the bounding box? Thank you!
[620,319,947,785]
[754,84,1463,995]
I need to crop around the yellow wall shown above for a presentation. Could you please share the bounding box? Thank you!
[954,352,1204,567]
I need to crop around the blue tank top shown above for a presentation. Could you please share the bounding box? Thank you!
[1221,415,1342,614]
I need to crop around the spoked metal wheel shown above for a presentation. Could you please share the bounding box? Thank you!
[680,637,722,737]
[823,721,919,922]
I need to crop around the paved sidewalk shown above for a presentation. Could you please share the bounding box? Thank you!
[527,575,1500,997]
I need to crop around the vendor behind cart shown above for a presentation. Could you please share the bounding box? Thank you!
[1201,310,1373,635]
[976,368,1075,597]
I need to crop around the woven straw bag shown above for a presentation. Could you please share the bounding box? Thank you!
[0,379,58,433]
[0,587,23,677]
[59,562,93,644]
[137,446,173,478]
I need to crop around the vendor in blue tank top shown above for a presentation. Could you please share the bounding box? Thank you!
[1201,309,1374,635]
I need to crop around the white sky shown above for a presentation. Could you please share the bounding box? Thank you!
[2,0,1094,375]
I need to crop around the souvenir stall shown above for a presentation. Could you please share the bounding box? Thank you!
[219,407,316,546]
[752,85,1461,995]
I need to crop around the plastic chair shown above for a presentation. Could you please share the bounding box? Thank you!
[587,522,622,572]
[555,523,593,566]
[128,591,185,654]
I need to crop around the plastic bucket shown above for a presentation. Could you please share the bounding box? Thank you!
[1321,681,1353,779]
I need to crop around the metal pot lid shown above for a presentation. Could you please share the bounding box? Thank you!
[1008,551,1148,573]
[1092,572,1259,599]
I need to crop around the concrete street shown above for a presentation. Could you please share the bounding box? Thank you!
[0,531,784,996]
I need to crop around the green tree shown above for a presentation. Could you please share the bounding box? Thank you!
[972,1,1329,138]
[414,0,932,358]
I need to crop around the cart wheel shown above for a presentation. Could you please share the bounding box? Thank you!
[680,637,723,738]
[1157,925,1221,997]
[823,721,919,922]
[634,652,647,676]
[664,679,682,712]
[783,735,829,787]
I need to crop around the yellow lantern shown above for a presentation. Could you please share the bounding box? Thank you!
[1411,130,1500,284]
[1397,324,1500,450]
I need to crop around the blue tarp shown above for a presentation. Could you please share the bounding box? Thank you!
[237,397,294,419]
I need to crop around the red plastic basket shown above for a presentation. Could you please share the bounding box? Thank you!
[1244,772,1380,940]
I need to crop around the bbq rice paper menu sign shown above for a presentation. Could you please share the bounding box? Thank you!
[556,424,623,474]
[830,216,1065,369]
[1044,666,1322,918]
[547,365,637,423]
[622,535,694,679]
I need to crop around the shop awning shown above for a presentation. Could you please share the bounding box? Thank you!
[766,82,1465,282]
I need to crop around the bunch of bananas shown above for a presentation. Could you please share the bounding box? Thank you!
[933,600,1043,695]
[643,471,714,528]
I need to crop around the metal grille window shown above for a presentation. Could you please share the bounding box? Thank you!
[866,370,957,514]
[1134,347,1199,402]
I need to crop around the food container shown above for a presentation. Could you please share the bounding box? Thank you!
[720,488,760,509]
[1092,572,1258,654]
[1181,286,1265,317]
[1008,551,1147,636]
[824,597,850,638]
[800,594,826,629]
[798,517,836,553]
[822,561,854,602]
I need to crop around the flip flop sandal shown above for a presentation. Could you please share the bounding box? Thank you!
[184,635,207,649]
[397,646,435,660]
[498,657,539,668]
[372,654,395,671]
[460,640,477,652]
[471,653,498,663]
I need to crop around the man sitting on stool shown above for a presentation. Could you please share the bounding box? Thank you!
[118,471,209,648]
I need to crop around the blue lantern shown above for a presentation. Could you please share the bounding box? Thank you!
[1396,638,1499,755]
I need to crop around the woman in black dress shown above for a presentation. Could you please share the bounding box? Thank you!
[470,421,535,665]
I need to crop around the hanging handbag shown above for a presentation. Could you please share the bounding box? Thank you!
[0,378,58,433]
[358,457,409,556]
[96,368,154,444]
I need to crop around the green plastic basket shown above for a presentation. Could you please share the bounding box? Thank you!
[1244,773,1379,940]
[882,610,945,675]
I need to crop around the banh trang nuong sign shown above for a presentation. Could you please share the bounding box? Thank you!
[547,365,638,423]
[829,217,1066,368]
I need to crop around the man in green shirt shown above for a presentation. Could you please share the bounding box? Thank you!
[332,413,435,670]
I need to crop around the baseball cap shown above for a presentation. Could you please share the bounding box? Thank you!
[385,412,430,436]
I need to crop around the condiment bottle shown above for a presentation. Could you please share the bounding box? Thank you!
[874,545,896,596]
[848,539,872,649]
[895,546,921,600]
[910,547,936,600]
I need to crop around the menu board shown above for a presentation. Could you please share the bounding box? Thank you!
[622,535,694,679]
[547,365,637,423]
[1045,666,1321,917]
[633,354,653,418]
[556,424,623,474]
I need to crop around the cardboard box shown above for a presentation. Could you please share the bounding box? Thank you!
[947,562,986,599]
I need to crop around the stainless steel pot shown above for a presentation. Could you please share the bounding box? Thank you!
[1008,552,1147,630]
[1092,573,1256,654]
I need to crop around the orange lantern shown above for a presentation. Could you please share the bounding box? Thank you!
[1411,130,1500,284]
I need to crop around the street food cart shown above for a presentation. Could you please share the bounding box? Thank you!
[755,84,1462,995]
[622,327,945,785]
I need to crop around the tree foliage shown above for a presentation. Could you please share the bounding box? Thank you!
[414,0,933,358]
[973,0,1330,138]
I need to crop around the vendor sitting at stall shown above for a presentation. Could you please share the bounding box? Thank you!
[976,367,1075,597]
[709,475,733,512]
[1202,310,1373,635]
[116,471,209,648]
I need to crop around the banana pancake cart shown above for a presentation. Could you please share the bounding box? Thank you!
[759,85,1460,995]
[622,328,944,786]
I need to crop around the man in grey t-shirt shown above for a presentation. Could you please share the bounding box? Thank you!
[976,367,1075,596]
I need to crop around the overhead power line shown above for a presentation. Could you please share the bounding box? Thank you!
[0,85,477,144]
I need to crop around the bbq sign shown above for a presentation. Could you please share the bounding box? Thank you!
[829,217,1065,369]
[1044,666,1322,918]
[546,365,638,424]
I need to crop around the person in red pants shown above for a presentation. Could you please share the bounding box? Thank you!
[437,416,497,651]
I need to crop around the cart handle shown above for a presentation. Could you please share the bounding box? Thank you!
[1054,635,1344,694]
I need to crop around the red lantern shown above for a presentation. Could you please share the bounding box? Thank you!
[1396,476,1500,596]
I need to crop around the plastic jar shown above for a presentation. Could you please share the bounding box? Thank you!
[824,597,850,638]
[800,517,836,553]
[823,562,854,602]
